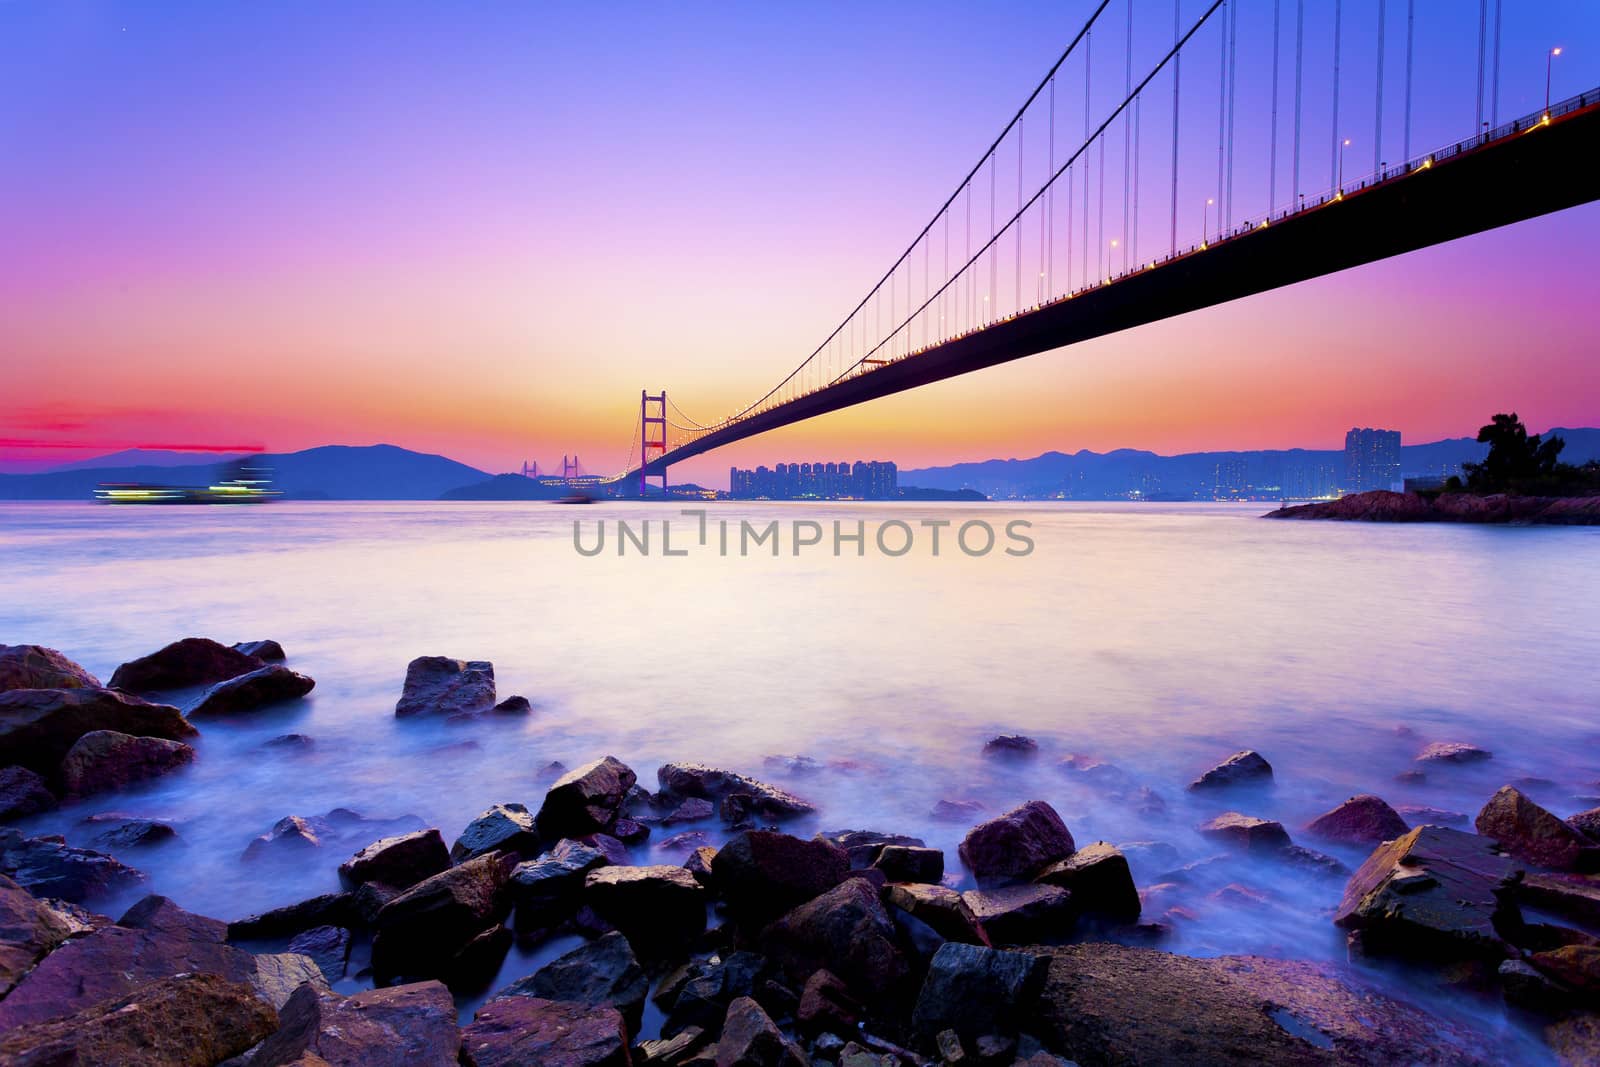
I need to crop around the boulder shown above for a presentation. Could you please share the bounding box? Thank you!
[495,930,648,1032]
[251,979,461,1067]
[510,838,613,928]
[1520,873,1600,928]
[583,865,706,957]
[59,729,195,798]
[338,827,451,891]
[1305,794,1410,846]
[0,972,276,1067]
[0,894,259,1027]
[711,830,850,926]
[1187,750,1273,791]
[1416,741,1492,764]
[233,639,287,660]
[371,851,515,981]
[932,799,985,823]
[958,801,1076,886]
[452,802,541,862]
[983,735,1038,758]
[1569,807,1600,842]
[289,924,353,982]
[228,890,358,940]
[910,942,1049,1045]
[244,814,325,860]
[797,968,863,1037]
[493,694,531,714]
[535,756,638,840]
[1030,942,1506,1065]
[657,762,816,821]
[762,877,908,1000]
[684,845,718,887]
[0,644,100,692]
[0,828,146,903]
[1198,812,1293,853]
[189,664,316,716]
[445,922,514,991]
[0,687,196,779]
[1057,754,1133,787]
[87,815,177,850]
[0,765,56,821]
[0,872,84,996]
[1334,825,1522,962]
[264,732,314,749]
[1475,785,1597,872]
[884,882,988,945]
[715,995,806,1067]
[109,637,264,692]
[663,797,716,826]
[872,845,944,884]
[394,655,496,718]
[1398,805,1468,827]
[962,885,1074,945]
[814,829,926,869]
[1035,842,1141,923]
[460,995,630,1067]
[250,949,329,1008]
[1529,945,1600,1003]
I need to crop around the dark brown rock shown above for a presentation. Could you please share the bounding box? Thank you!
[1036,842,1141,923]
[452,802,541,862]
[815,829,927,868]
[233,639,287,660]
[0,644,100,692]
[510,838,613,928]
[59,729,195,798]
[657,762,816,820]
[983,734,1038,758]
[394,655,495,718]
[684,845,718,887]
[0,687,195,780]
[109,637,264,692]
[244,814,325,860]
[1475,785,1597,872]
[338,827,450,891]
[1199,812,1293,853]
[495,930,648,1032]
[1520,873,1600,928]
[884,882,989,945]
[963,884,1074,945]
[1569,807,1600,842]
[872,844,944,884]
[371,851,515,981]
[762,877,908,1001]
[228,890,357,940]
[797,968,863,1037]
[0,872,83,996]
[0,972,276,1067]
[958,801,1076,886]
[86,814,177,850]
[536,756,638,840]
[0,765,55,821]
[715,995,806,1067]
[711,830,849,926]
[289,924,353,982]
[1306,794,1410,846]
[909,941,1049,1045]
[0,828,147,903]
[1529,944,1600,1002]
[252,979,461,1067]
[583,864,705,956]
[460,994,629,1066]
[1187,750,1273,791]
[190,664,316,716]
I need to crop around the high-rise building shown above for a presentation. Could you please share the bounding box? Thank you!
[1344,428,1402,492]
[728,460,897,499]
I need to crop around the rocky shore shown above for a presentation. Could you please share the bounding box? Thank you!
[4,640,1600,1064]
[1264,489,1600,523]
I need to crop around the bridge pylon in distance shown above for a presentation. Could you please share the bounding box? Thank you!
[640,390,668,496]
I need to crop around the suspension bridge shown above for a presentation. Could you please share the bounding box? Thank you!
[598,0,1599,493]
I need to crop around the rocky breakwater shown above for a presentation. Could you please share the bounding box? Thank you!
[1265,489,1600,524]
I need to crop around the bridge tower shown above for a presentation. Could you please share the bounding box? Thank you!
[640,391,668,496]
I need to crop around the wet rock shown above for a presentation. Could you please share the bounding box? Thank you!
[0,972,276,1067]
[1305,794,1409,846]
[712,830,849,926]
[251,949,329,1008]
[59,728,195,798]
[109,637,264,693]
[352,879,402,925]
[584,865,706,957]
[1499,958,1577,1014]
[762,877,909,1000]
[910,941,1049,1045]
[228,890,357,940]
[371,851,515,981]
[638,1026,711,1063]
[1198,812,1293,853]
[1334,825,1523,962]
[1398,805,1468,827]
[339,827,450,891]
[0,872,83,996]
[962,884,1074,945]
[536,756,638,840]
[263,732,313,749]
[190,664,316,716]
[445,922,514,991]
[394,655,496,718]
[0,765,56,821]
[252,979,461,1067]
[816,829,927,868]
[289,924,352,982]
[1529,944,1600,1002]
[0,687,196,780]
[797,968,863,1037]
[684,845,718,886]
[1568,807,1600,842]
[452,802,541,862]
[244,814,325,860]
[493,694,531,714]
[579,831,633,866]
[510,838,612,928]
[0,644,101,692]
[983,734,1038,758]
[496,930,647,1031]
[1031,942,1506,1065]
[232,639,286,660]
[1278,844,1350,878]
[88,815,178,850]
[1475,785,1598,872]
[873,844,944,884]
[1521,873,1600,928]
[0,827,147,903]
[885,882,988,945]
[461,994,629,1067]
[1416,741,1492,764]
[1036,842,1141,923]
[663,797,716,826]
[958,800,1076,886]
[657,762,816,821]
[932,799,985,823]
[613,817,651,845]
[717,995,807,1067]
[1187,750,1273,791]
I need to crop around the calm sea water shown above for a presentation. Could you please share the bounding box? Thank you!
[4,500,1597,1048]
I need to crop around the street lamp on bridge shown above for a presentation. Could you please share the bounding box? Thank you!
[1546,47,1563,118]
[1337,138,1352,196]
[1201,198,1214,248]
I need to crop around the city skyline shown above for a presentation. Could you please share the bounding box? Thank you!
[4,2,1599,486]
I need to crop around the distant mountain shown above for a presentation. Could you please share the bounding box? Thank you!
[0,444,490,501]
[46,448,253,472]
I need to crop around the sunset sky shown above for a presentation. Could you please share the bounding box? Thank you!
[3,1,1598,486]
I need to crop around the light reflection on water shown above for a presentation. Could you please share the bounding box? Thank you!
[3,500,1597,1048]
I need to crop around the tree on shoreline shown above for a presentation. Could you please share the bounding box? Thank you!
[1448,413,1598,496]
